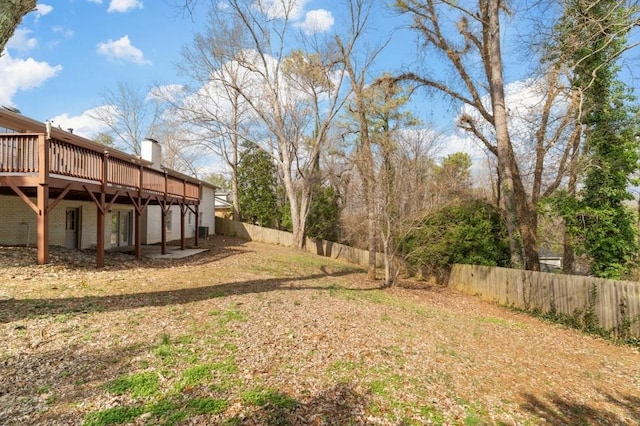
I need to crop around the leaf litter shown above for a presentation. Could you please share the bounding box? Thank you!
[0,236,639,425]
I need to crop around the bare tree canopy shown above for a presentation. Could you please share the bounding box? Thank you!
[90,82,165,156]
[171,0,375,249]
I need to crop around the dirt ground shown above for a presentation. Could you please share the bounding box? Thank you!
[0,236,639,425]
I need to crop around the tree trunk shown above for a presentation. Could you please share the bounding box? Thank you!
[0,0,35,54]
[366,182,377,279]
[287,187,305,250]
[486,0,524,268]
[231,166,240,221]
[231,97,241,221]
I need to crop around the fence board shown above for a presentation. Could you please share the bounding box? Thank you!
[214,218,383,268]
[449,264,640,337]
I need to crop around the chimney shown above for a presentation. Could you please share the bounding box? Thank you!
[141,138,162,170]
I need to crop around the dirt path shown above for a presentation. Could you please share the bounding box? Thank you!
[1,236,638,425]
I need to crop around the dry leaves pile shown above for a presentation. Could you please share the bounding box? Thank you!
[0,236,639,425]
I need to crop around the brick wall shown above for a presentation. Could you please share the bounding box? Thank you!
[0,195,129,250]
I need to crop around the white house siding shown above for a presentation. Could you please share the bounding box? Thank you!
[0,195,145,250]
[0,186,215,249]
[142,206,174,245]
[141,186,215,244]
[0,195,99,249]
[142,205,200,245]
[200,185,216,236]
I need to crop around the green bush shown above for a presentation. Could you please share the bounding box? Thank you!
[399,199,510,282]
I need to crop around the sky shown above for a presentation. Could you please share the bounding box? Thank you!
[2,0,209,133]
[8,0,635,177]
[2,1,424,135]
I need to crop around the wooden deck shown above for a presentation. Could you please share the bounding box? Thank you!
[0,108,205,267]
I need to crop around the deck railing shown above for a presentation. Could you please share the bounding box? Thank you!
[0,133,200,201]
[0,134,38,172]
[51,138,103,181]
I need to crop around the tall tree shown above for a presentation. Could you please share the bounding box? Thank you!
[178,0,362,250]
[366,77,420,286]
[237,143,280,228]
[0,0,35,54]
[335,0,386,279]
[550,0,639,278]
[396,0,539,269]
[172,16,257,221]
[395,0,546,270]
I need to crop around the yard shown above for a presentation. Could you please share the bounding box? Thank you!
[0,236,638,425]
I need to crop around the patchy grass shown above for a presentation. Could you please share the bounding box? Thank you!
[242,388,299,409]
[1,237,639,425]
[103,372,160,398]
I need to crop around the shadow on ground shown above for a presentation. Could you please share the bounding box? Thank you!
[521,392,640,425]
[237,383,369,425]
[1,337,371,425]
[0,235,249,272]
[0,265,368,323]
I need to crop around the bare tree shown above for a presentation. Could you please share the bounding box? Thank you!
[175,0,361,250]
[335,0,387,279]
[369,78,421,286]
[165,37,256,220]
[90,82,165,156]
[396,0,543,269]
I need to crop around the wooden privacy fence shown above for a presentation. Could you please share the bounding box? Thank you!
[448,264,640,337]
[214,218,382,268]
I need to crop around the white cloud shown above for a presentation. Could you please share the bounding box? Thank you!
[148,84,184,102]
[52,26,75,38]
[35,4,54,18]
[254,0,309,20]
[295,9,334,35]
[87,0,103,3]
[107,0,143,13]
[439,132,487,160]
[6,29,38,52]
[49,108,110,138]
[96,35,150,64]
[454,78,574,182]
[0,53,62,106]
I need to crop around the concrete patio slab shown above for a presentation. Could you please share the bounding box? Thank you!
[143,246,209,259]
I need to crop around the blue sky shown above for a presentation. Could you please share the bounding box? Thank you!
[2,0,423,135]
[9,0,634,178]
[2,1,208,124]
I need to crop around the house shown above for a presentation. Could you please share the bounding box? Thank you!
[539,249,563,272]
[214,190,233,219]
[0,108,216,267]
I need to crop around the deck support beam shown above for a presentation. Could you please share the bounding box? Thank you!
[36,183,49,264]
[96,193,105,268]
[180,203,187,250]
[37,134,50,264]
[194,204,200,247]
[161,206,167,255]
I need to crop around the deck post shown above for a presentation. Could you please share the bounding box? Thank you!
[136,165,144,260]
[96,192,105,268]
[194,204,199,247]
[96,151,109,268]
[37,134,49,264]
[36,184,49,264]
[180,203,186,250]
[161,202,167,255]
[134,201,141,260]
